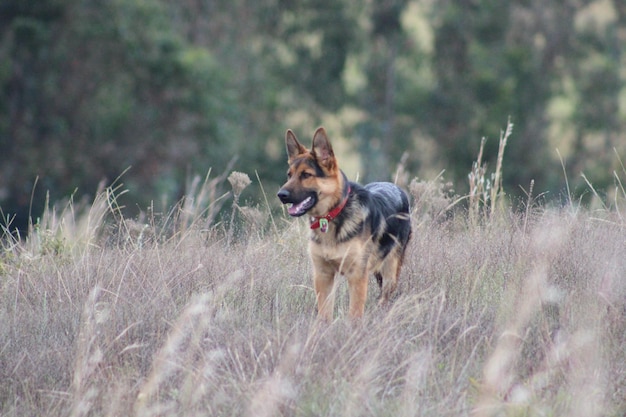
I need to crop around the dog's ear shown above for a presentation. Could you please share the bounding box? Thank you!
[285,130,307,162]
[312,127,336,170]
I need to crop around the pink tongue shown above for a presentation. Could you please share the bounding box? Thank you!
[288,197,311,215]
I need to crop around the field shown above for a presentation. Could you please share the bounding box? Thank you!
[1,172,625,417]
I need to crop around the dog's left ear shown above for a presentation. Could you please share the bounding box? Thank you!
[312,127,336,170]
[285,129,307,163]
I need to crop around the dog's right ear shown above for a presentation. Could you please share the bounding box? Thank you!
[285,130,307,162]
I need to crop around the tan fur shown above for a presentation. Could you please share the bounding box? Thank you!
[310,233,372,320]
[279,127,410,321]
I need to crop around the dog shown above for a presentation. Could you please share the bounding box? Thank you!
[277,127,412,320]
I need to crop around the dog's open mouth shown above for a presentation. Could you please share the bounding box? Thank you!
[287,196,315,217]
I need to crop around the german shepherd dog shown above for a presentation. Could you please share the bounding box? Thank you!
[277,127,412,320]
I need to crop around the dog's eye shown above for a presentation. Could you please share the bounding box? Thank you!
[300,172,312,179]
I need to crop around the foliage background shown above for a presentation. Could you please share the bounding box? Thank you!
[2,0,626,227]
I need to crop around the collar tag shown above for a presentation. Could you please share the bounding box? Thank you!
[319,218,329,233]
[310,185,351,231]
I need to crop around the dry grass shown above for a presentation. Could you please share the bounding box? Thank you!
[1,167,625,417]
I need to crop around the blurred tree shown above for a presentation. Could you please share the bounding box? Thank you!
[265,0,357,111]
[1,0,625,231]
[416,0,625,198]
[0,0,235,229]
[564,0,626,193]
[176,0,361,197]
[1,0,67,219]
[356,0,410,182]
[421,0,569,193]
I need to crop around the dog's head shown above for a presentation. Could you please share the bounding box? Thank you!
[277,127,343,218]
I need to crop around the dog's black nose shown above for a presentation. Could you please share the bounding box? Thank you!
[277,189,290,203]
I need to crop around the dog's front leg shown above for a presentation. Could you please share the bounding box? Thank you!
[346,267,368,319]
[312,260,336,322]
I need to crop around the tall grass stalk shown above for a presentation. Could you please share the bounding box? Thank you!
[226,171,252,246]
[1,166,624,417]
[468,137,487,220]
[489,118,512,214]
[468,118,513,221]
[556,148,573,209]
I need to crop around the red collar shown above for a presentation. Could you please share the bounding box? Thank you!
[310,186,351,232]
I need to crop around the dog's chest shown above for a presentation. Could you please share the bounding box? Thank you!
[309,228,371,267]
[311,239,347,260]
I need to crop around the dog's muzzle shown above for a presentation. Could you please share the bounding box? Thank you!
[277,189,316,217]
